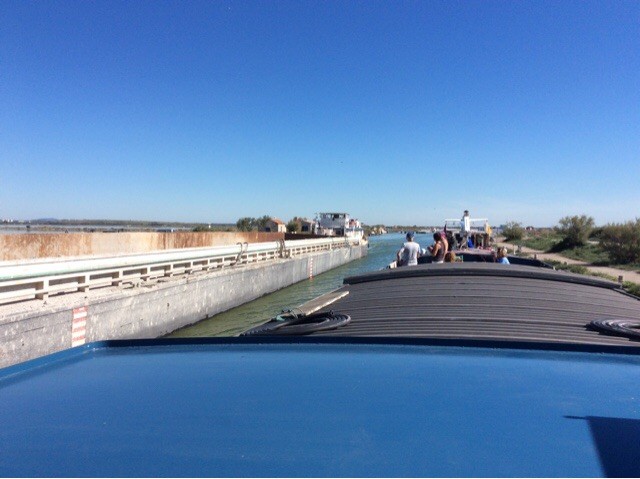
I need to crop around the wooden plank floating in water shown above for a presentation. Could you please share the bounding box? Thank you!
[298,289,349,316]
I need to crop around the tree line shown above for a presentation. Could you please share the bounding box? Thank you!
[236,216,319,233]
[235,216,272,232]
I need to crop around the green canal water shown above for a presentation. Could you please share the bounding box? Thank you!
[169,233,434,337]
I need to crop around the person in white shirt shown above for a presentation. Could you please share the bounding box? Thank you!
[397,232,421,267]
[460,210,471,249]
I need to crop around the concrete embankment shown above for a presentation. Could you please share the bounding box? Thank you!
[0,243,367,368]
[0,231,284,261]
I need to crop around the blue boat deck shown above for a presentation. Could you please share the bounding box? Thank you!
[1,339,640,477]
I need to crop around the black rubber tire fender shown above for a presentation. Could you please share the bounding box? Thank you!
[590,319,640,340]
[240,311,351,336]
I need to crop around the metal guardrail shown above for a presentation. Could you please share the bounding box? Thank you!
[0,237,361,305]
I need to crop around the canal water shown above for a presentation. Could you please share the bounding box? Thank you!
[169,233,434,337]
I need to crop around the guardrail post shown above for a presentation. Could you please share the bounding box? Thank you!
[35,280,48,300]
[79,275,90,292]
[112,271,122,287]
[233,242,248,266]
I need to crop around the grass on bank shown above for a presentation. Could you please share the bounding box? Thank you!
[505,232,639,272]
[623,281,640,298]
[555,243,611,265]
[544,259,640,299]
[516,233,562,252]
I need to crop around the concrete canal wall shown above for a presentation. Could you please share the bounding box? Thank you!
[0,244,367,368]
[0,231,284,262]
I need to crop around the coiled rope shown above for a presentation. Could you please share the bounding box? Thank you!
[240,310,351,336]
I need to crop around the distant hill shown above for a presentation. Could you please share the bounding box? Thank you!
[28,219,234,228]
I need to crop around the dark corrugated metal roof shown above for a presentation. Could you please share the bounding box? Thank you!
[312,263,640,346]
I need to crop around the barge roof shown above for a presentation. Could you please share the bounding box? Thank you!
[308,263,640,347]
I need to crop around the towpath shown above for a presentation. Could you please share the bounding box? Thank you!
[496,242,640,284]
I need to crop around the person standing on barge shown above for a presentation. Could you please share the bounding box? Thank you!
[441,230,449,252]
[461,210,471,249]
[429,232,447,263]
[397,232,421,267]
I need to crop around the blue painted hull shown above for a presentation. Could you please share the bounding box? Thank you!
[1,339,639,477]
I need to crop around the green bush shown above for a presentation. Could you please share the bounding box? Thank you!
[502,221,524,241]
[599,219,640,264]
[236,217,255,232]
[590,226,604,240]
[555,215,595,248]
[286,220,300,233]
[520,232,562,252]
[255,215,271,231]
[236,215,272,232]
[623,281,640,299]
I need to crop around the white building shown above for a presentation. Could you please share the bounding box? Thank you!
[316,213,363,240]
[299,218,316,234]
[262,218,286,233]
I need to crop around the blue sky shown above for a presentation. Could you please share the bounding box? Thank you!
[1,1,638,227]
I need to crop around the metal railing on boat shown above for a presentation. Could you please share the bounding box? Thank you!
[0,237,361,305]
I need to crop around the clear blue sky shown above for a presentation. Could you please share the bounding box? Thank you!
[1,1,638,227]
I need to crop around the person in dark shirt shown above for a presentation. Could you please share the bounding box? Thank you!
[429,232,447,264]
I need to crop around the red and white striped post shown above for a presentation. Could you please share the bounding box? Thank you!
[71,306,88,347]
